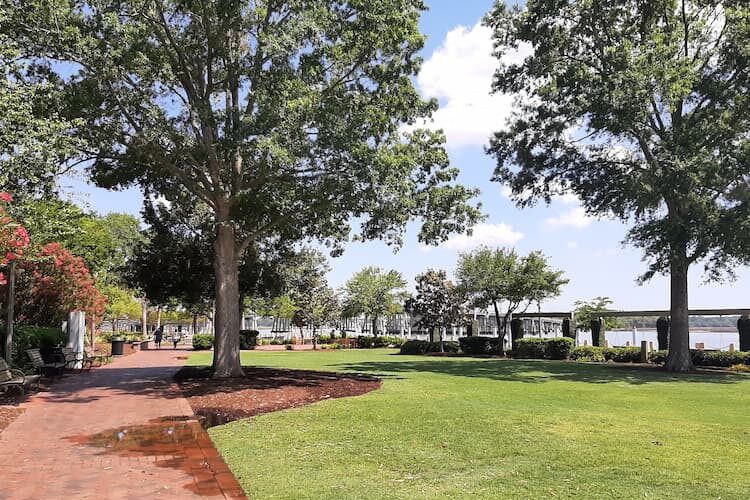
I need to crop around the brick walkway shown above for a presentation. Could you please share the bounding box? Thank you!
[0,348,246,499]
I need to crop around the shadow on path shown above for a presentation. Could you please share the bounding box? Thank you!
[331,357,745,386]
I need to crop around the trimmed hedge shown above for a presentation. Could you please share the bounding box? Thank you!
[357,335,407,348]
[603,347,642,363]
[570,346,605,362]
[458,336,500,355]
[399,340,459,355]
[192,334,214,350]
[649,349,750,367]
[656,317,670,350]
[738,316,750,352]
[239,330,259,350]
[514,337,575,360]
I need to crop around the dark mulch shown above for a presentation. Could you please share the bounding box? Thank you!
[174,366,381,425]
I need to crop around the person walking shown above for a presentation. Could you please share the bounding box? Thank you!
[172,330,181,349]
[154,327,163,350]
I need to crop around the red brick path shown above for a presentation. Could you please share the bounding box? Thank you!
[0,348,246,499]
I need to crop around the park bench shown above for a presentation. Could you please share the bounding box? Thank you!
[26,348,65,379]
[0,358,27,396]
[60,347,93,373]
[83,349,111,367]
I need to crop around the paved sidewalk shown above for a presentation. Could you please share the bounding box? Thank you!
[0,348,246,499]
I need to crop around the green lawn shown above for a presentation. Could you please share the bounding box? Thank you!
[189,349,750,499]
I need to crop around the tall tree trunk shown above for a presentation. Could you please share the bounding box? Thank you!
[156,306,162,329]
[212,222,243,378]
[192,313,198,336]
[665,246,693,372]
[493,301,505,353]
[141,299,148,337]
[372,316,378,336]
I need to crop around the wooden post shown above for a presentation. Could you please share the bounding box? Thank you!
[639,341,648,363]
[4,261,16,364]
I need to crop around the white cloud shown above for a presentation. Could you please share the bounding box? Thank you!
[545,207,593,229]
[552,192,579,205]
[443,223,524,251]
[412,23,532,149]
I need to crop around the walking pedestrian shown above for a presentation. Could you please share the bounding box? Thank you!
[172,330,181,349]
[154,327,163,350]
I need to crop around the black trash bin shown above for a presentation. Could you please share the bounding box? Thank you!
[111,338,125,356]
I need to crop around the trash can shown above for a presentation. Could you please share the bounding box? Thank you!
[111,338,125,356]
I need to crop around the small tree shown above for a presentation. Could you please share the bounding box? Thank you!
[573,297,626,331]
[408,270,466,349]
[456,247,567,352]
[343,267,407,335]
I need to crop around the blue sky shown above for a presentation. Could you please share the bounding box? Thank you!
[60,0,750,312]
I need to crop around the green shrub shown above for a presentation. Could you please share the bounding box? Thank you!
[330,343,342,349]
[374,336,406,348]
[570,346,605,362]
[656,317,670,350]
[692,350,750,367]
[270,339,282,345]
[514,338,548,359]
[590,319,605,347]
[3,325,66,372]
[514,337,574,360]
[649,350,668,365]
[603,347,642,363]
[729,363,750,373]
[562,318,573,339]
[510,318,524,349]
[98,331,142,343]
[547,337,575,359]
[317,335,331,344]
[357,336,375,348]
[399,340,458,355]
[458,336,500,355]
[738,316,750,352]
[648,349,750,367]
[192,334,214,350]
[260,339,271,345]
[239,330,259,350]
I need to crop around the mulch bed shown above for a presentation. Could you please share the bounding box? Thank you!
[174,366,381,425]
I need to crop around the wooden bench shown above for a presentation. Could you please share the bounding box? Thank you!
[60,347,93,373]
[84,349,111,367]
[0,358,27,396]
[26,348,65,379]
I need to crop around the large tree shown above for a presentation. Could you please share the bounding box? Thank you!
[408,269,466,347]
[342,266,407,335]
[10,0,481,376]
[0,9,84,199]
[486,1,750,371]
[455,247,567,352]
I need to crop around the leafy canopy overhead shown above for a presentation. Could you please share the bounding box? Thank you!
[11,0,482,252]
[486,0,750,281]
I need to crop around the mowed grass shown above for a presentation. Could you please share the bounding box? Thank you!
[189,349,750,499]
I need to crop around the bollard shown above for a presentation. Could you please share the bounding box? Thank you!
[729,343,735,353]
[648,341,654,351]
[625,341,630,347]
[605,340,609,348]
[639,341,648,363]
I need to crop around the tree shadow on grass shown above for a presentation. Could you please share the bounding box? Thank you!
[333,357,745,386]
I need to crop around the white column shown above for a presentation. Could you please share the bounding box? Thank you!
[67,310,86,369]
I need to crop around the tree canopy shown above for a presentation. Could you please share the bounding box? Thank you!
[486,0,750,370]
[408,269,466,345]
[343,266,407,334]
[455,247,567,351]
